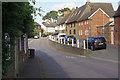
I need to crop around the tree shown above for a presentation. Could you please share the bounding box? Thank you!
[42,8,71,22]
[58,8,71,17]
[42,10,58,23]
[2,2,43,75]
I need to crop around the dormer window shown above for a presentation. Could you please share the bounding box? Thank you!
[78,10,81,14]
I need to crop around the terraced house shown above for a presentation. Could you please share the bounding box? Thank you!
[65,1,114,42]
[57,10,70,33]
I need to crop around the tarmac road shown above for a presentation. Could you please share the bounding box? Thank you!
[28,37,118,78]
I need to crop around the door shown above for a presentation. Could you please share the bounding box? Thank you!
[111,27,114,44]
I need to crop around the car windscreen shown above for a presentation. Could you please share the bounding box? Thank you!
[59,35,66,37]
[95,37,105,42]
[68,36,74,38]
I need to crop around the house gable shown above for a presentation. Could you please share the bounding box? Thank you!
[88,8,110,19]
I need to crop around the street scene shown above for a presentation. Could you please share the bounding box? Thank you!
[1,0,120,79]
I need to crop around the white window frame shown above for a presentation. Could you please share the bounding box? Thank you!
[79,22,80,26]
[87,20,89,24]
[85,21,86,25]
[81,22,83,25]
[81,30,83,35]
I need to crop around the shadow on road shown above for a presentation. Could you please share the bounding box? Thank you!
[35,50,70,78]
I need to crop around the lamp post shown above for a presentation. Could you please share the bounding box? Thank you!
[101,13,104,36]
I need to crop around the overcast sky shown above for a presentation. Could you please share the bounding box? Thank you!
[32,0,120,23]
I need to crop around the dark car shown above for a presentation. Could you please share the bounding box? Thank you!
[52,33,59,39]
[42,34,47,37]
[65,35,76,44]
[85,36,107,51]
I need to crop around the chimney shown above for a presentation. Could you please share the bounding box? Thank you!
[76,7,78,9]
[86,0,90,4]
[64,10,70,16]
[72,7,75,12]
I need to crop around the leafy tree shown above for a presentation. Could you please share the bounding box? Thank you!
[42,10,58,23]
[58,8,71,17]
[42,8,71,22]
[2,2,43,75]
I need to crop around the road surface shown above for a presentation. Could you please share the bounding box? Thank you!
[28,37,118,78]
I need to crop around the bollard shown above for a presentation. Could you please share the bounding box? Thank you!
[67,38,69,45]
[72,39,74,47]
[58,38,60,43]
[64,38,65,45]
[77,39,79,48]
[83,40,86,49]
[61,39,63,44]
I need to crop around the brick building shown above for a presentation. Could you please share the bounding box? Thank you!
[65,1,114,41]
[34,22,44,37]
[114,4,120,45]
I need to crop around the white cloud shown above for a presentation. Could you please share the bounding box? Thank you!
[52,3,76,11]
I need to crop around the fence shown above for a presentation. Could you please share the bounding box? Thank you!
[49,36,87,50]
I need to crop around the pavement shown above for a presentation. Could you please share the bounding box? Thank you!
[49,38,118,63]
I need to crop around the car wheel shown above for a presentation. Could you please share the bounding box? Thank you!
[91,46,95,51]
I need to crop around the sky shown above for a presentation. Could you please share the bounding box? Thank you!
[31,0,120,23]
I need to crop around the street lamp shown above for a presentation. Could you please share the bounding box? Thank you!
[101,13,105,36]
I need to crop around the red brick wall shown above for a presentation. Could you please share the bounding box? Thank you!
[114,17,120,45]
[77,9,110,40]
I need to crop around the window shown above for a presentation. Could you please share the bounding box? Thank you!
[85,28,89,36]
[81,30,83,35]
[71,23,72,28]
[70,30,71,34]
[87,20,89,24]
[73,29,76,34]
[79,30,81,35]
[85,21,86,25]
[74,23,75,27]
[79,22,80,26]
[78,10,81,14]
[81,22,83,25]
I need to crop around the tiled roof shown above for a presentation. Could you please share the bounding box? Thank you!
[66,2,114,23]
[57,17,64,25]
[43,23,57,27]
[78,9,97,21]
[59,13,70,24]
[66,4,87,23]
[114,6,120,17]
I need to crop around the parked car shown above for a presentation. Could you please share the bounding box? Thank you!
[85,36,107,51]
[34,35,39,39]
[42,34,47,37]
[52,33,59,40]
[65,35,76,44]
[58,33,66,42]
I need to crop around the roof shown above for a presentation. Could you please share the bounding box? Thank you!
[114,6,120,17]
[78,8,113,21]
[59,13,70,24]
[97,21,114,28]
[43,23,57,27]
[57,17,63,25]
[78,8,97,21]
[34,22,41,26]
[66,2,114,23]
[66,4,87,23]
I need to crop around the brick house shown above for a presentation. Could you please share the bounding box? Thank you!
[65,1,114,41]
[57,11,70,33]
[113,4,120,45]
[34,22,44,37]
